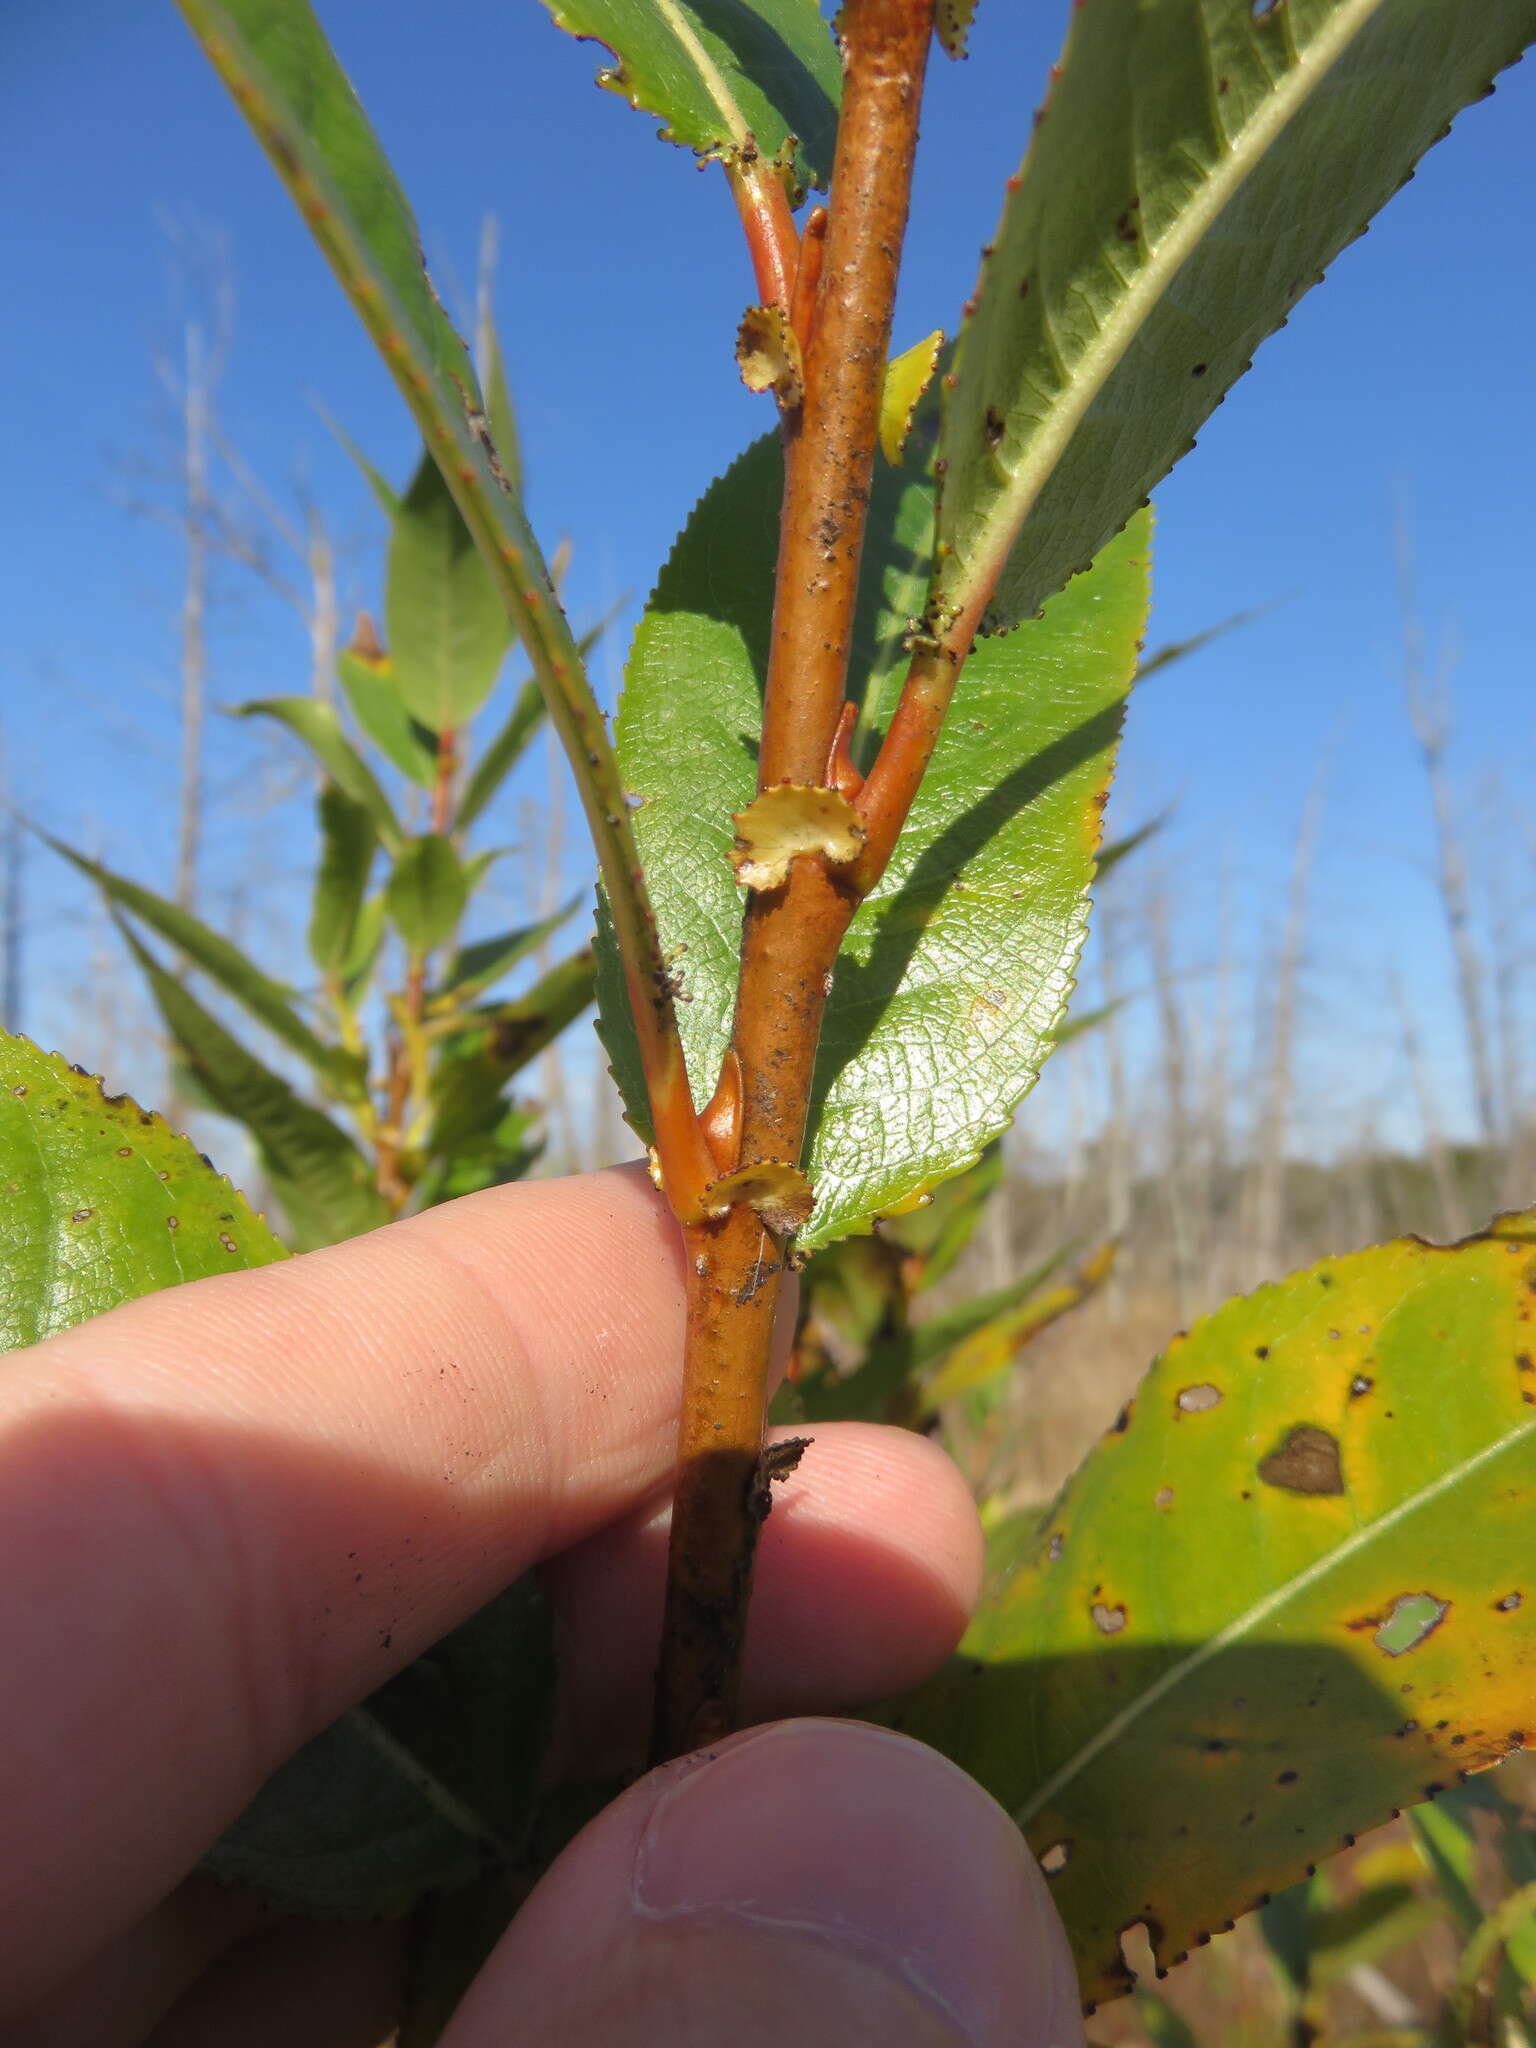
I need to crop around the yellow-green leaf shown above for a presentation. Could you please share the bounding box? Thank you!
[880,1213,1536,2007]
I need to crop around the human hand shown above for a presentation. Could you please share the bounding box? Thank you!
[1,1165,1081,2045]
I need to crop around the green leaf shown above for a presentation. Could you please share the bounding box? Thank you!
[387,835,469,959]
[341,891,387,997]
[45,834,359,1093]
[539,0,841,194]
[119,923,388,1252]
[417,952,595,1208]
[796,1248,1069,1428]
[337,647,440,790]
[877,1212,1536,2006]
[457,948,597,1087]
[595,432,1148,1249]
[319,405,402,518]
[205,1575,554,1916]
[456,677,544,832]
[480,320,524,503]
[178,0,684,1187]
[436,902,579,1006]
[309,784,377,975]
[1132,1993,1201,2048]
[386,448,511,733]
[1413,1783,1536,2004]
[236,696,404,852]
[0,1032,286,1350]
[922,1245,1111,1408]
[931,0,1536,635]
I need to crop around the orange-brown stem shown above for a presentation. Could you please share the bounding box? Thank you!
[789,205,829,351]
[653,0,937,1766]
[854,586,991,893]
[725,154,800,312]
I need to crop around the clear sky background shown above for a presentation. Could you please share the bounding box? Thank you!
[3,3,1533,1154]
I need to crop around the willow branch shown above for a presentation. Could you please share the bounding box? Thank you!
[653,0,937,1765]
[177,0,718,1222]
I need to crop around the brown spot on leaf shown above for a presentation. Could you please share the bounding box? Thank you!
[1092,1601,1128,1635]
[1259,1425,1343,1495]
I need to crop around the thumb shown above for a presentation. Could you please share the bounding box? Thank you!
[441,1719,1084,2046]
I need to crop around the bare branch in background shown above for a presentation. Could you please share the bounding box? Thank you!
[1398,515,1500,1145]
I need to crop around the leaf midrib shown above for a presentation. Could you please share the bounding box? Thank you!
[944,0,1385,620]
[651,0,752,150]
[1013,1414,1536,1827]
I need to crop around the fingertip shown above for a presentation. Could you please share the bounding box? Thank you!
[444,1720,1083,2046]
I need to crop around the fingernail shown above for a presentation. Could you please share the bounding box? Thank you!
[633,1718,1080,2045]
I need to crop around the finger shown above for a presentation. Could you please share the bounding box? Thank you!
[547,1423,984,1773]
[7,1879,270,2048]
[146,1915,405,2048]
[0,1165,693,2012]
[441,1720,1085,2048]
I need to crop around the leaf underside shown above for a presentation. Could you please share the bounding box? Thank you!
[596,432,1148,1250]
[0,1033,287,1350]
[205,1575,555,1917]
[539,0,842,193]
[879,1212,1536,2007]
[934,0,1536,636]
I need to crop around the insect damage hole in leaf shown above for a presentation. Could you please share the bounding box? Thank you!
[1374,1593,1450,1657]
[1176,1382,1222,1413]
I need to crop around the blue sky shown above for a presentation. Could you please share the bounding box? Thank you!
[3,3,1533,1148]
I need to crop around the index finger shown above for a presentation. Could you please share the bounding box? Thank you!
[0,1165,684,2013]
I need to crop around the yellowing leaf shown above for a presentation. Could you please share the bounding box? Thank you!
[879,329,943,464]
[736,304,803,408]
[881,1212,1536,2006]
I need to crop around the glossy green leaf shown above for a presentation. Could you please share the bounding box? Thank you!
[337,648,440,790]
[436,903,578,1006]
[119,923,388,1252]
[236,696,403,852]
[540,0,841,194]
[46,835,357,1092]
[456,677,544,833]
[0,1032,286,1350]
[879,1212,1536,2007]
[387,835,469,959]
[595,431,1148,1249]
[206,1576,554,1916]
[386,448,511,733]
[309,783,377,974]
[932,0,1536,636]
